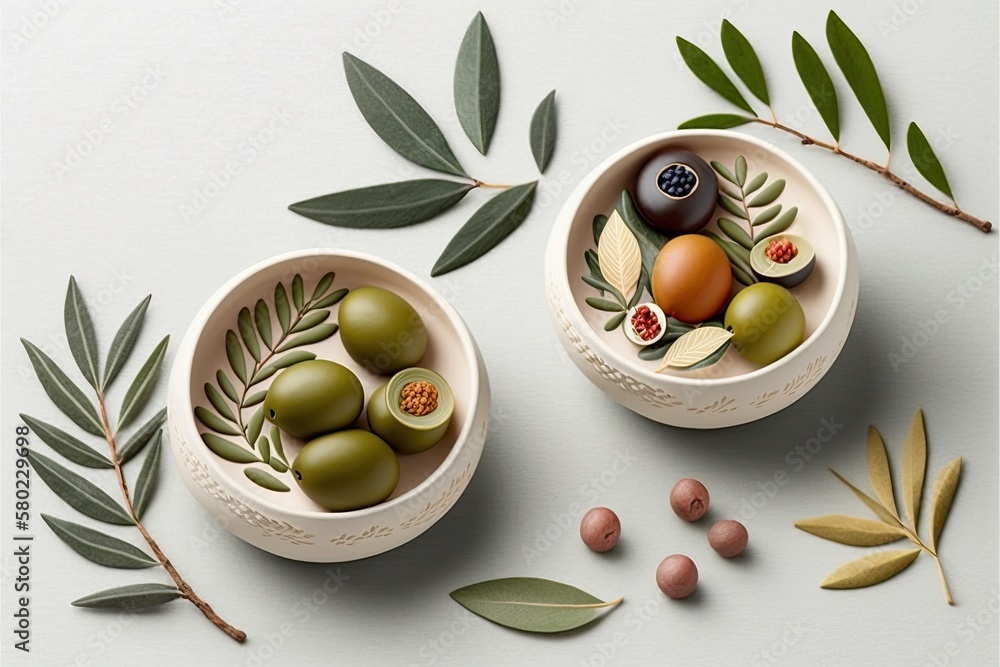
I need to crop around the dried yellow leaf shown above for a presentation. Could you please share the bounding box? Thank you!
[820,548,921,589]
[795,515,907,547]
[596,210,641,304]
[928,456,961,553]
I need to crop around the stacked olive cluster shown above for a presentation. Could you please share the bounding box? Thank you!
[579,478,748,600]
[262,286,454,511]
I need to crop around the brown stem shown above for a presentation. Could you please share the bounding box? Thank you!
[97,398,247,642]
[749,118,992,233]
[933,555,955,606]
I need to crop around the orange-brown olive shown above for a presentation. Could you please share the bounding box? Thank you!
[651,235,731,324]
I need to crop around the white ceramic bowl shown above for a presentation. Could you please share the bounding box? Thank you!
[167,249,490,561]
[545,131,859,428]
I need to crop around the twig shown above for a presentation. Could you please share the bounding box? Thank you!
[97,398,247,641]
[472,179,513,189]
[748,118,992,233]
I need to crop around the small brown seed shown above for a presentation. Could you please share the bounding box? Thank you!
[579,507,621,552]
[669,478,710,522]
[708,519,748,558]
[656,554,698,599]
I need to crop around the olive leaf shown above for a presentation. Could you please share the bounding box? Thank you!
[585,297,625,313]
[604,311,627,332]
[64,276,101,391]
[720,20,769,106]
[592,214,608,246]
[529,90,557,173]
[676,37,755,115]
[597,211,641,303]
[450,578,623,633]
[657,326,733,371]
[275,323,339,353]
[117,408,166,464]
[756,207,798,240]
[794,515,907,547]
[928,457,961,552]
[246,407,265,446]
[19,414,112,469]
[72,583,182,609]
[195,407,241,436]
[454,12,500,155]
[718,194,748,220]
[342,52,466,177]
[311,272,336,300]
[718,218,753,250]
[102,295,150,391]
[906,123,955,201]
[269,425,288,466]
[290,310,329,334]
[245,468,290,493]
[27,449,133,525]
[678,114,754,130]
[752,203,782,226]
[791,31,840,142]
[238,308,260,363]
[254,300,273,350]
[820,548,922,590]
[118,336,169,431]
[291,275,304,310]
[702,231,754,280]
[274,283,291,334]
[313,288,349,309]
[289,180,475,229]
[42,514,157,569]
[711,160,738,185]
[866,426,900,520]
[432,182,537,276]
[132,432,162,519]
[617,189,669,296]
[226,330,247,385]
[201,433,260,464]
[901,408,927,531]
[799,410,961,604]
[744,172,767,195]
[21,338,104,437]
[826,10,890,151]
[747,179,785,207]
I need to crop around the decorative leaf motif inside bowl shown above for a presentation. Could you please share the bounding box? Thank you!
[657,326,733,371]
[596,210,641,304]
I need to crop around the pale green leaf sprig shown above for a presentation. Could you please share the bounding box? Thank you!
[20,277,246,641]
[288,12,558,275]
[676,11,992,234]
[795,408,961,604]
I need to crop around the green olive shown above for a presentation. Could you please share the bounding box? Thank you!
[263,360,364,440]
[724,283,805,366]
[292,430,399,511]
[338,286,427,375]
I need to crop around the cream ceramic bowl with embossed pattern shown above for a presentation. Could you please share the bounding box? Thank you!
[545,131,859,428]
[167,250,490,561]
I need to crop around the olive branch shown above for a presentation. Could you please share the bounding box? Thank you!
[676,12,992,234]
[195,271,348,492]
[20,277,246,641]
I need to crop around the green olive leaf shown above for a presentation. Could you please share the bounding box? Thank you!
[216,370,239,403]
[907,123,955,201]
[19,414,112,469]
[21,338,104,437]
[454,12,500,155]
[42,514,156,569]
[678,114,755,130]
[102,295,150,391]
[702,231,753,278]
[275,323,339,353]
[617,190,668,298]
[794,515,907,547]
[289,310,328,335]
[72,583,182,609]
[132,431,162,519]
[756,206,798,240]
[792,31,840,142]
[432,182,537,276]
[195,407,242,436]
[246,407,265,446]
[27,449,133,525]
[676,37,755,115]
[718,195,748,221]
[256,436,271,463]
[117,407,166,464]
[711,160,739,185]
[118,336,169,431]
[225,330,247,385]
[274,283,291,334]
[747,179,785,207]
[342,52,466,177]
[254,300,273,350]
[734,155,748,187]
[450,578,623,633]
[586,297,625,313]
[244,390,267,408]
[529,90,558,173]
[730,264,755,286]
[269,425,288,466]
[743,171,768,195]
[720,20,769,106]
[204,383,237,422]
[200,433,260,464]
[237,307,260,363]
[820,548,921,590]
[718,218,753,249]
[64,276,101,391]
[312,288,349,309]
[311,272,336,301]
[245,467,290,493]
[826,11,890,150]
[752,203,782,226]
[289,180,475,229]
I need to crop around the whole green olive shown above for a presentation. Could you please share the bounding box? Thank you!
[292,430,399,511]
[338,286,427,375]
[263,360,364,440]
[724,283,805,366]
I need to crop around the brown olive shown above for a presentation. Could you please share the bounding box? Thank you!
[579,507,621,552]
[656,554,698,599]
[669,478,710,522]
[708,519,748,558]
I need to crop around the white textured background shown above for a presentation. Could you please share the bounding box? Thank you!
[2,1,998,665]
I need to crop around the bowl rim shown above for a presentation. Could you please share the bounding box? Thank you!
[550,129,850,388]
[170,248,483,521]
